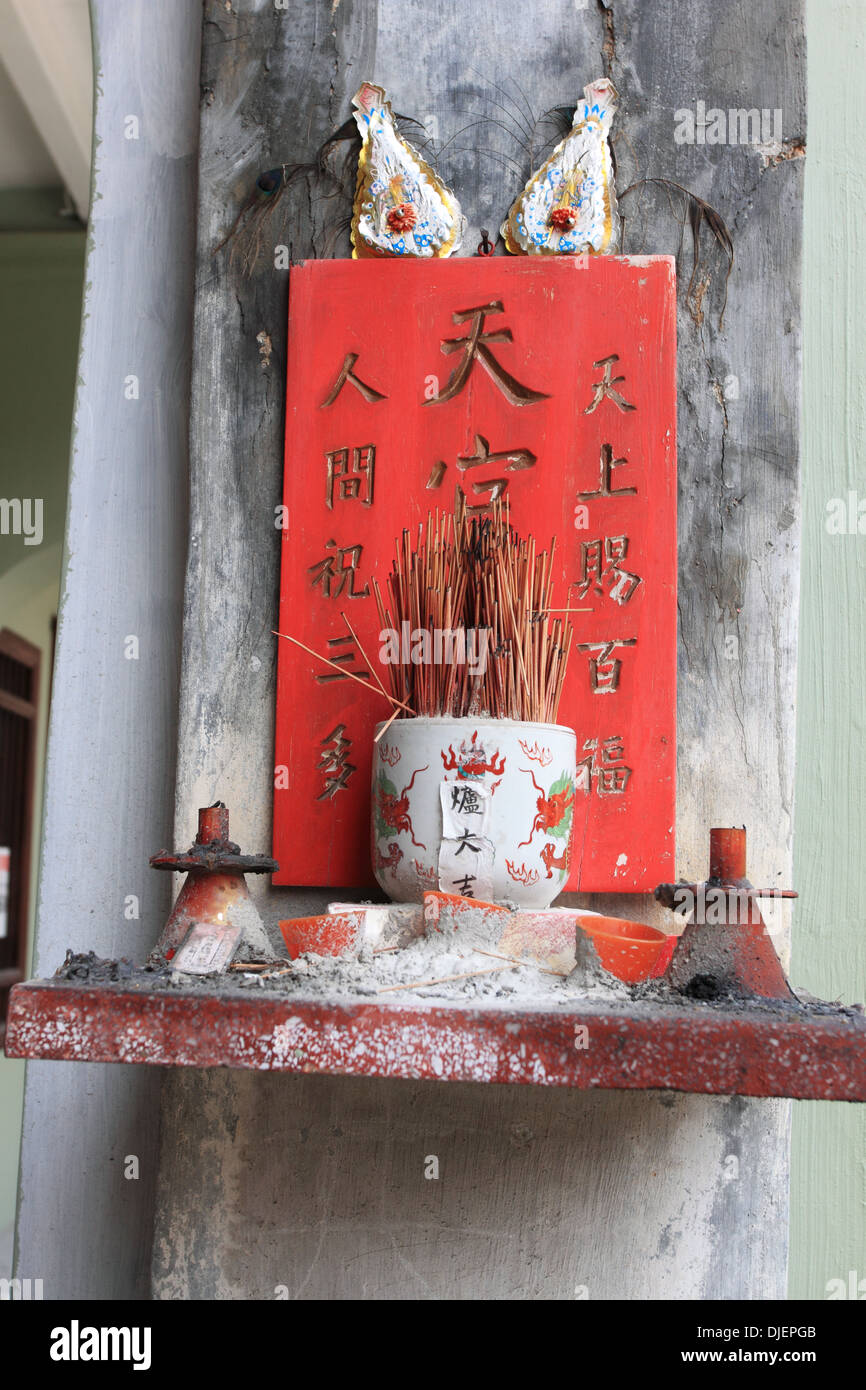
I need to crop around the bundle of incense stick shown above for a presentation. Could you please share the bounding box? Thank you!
[371,497,575,722]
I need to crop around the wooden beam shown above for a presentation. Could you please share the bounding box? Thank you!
[161,0,805,1302]
[0,689,36,720]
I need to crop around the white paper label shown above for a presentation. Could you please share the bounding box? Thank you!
[438,783,495,899]
[174,920,242,975]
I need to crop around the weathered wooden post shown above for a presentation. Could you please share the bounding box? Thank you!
[151,0,804,1297]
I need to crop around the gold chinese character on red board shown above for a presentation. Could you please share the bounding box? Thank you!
[308,541,370,599]
[577,443,637,499]
[316,724,356,799]
[320,352,387,406]
[313,635,370,685]
[325,446,375,509]
[577,735,633,794]
[425,302,550,406]
[583,354,636,415]
[577,638,637,693]
[576,536,642,604]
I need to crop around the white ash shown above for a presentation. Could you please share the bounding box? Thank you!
[275,905,631,1005]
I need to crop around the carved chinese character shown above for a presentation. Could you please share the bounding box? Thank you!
[314,635,371,685]
[425,302,550,406]
[320,351,387,406]
[326,445,375,509]
[583,354,636,415]
[575,535,642,604]
[577,735,632,794]
[316,724,356,799]
[576,638,636,693]
[458,433,536,474]
[427,432,537,511]
[308,540,370,599]
[576,443,637,499]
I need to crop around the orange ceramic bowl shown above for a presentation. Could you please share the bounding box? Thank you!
[279,911,364,960]
[575,913,671,983]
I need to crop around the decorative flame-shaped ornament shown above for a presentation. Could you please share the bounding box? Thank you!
[502,78,620,256]
[351,82,464,259]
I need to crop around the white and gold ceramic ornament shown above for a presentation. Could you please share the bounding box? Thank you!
[351,82,464,259]
[502,78,620,256]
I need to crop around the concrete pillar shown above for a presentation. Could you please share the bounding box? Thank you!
[14,0,201,1299]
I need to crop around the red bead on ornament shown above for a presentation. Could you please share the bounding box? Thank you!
[387,204,417,233]
[550,207,578,232]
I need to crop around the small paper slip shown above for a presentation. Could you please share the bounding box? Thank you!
[438,782,495,900]
[174,920,242,975]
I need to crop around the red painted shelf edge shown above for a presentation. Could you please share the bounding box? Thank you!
[5,980,866,1101]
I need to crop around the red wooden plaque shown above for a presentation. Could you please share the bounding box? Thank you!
[274,255,676,892]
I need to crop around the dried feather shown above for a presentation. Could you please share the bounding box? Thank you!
[534,105,576,141]
[466,67,537,144]
[619,177,734,327]
[215,110,426,273]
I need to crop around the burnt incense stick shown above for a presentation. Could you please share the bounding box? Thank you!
[374,702,402,744]
[377,963,514,993]
[341,611,390,700]
[474,947,570,978]
[271,630,414,712]
[369,501,578,723]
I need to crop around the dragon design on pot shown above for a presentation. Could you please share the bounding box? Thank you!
[540,841,570,879]
[374,765,428,848]
[518,767,576,847]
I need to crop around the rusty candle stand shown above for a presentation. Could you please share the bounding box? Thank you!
[656,827,798,1000]
[149,802,278,961]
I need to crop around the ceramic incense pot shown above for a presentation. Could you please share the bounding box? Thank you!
[371,717,578,908]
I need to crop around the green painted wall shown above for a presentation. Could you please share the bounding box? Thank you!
[0,228,85,578]
[789,0,866,1300]
[0,218,85,1242]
